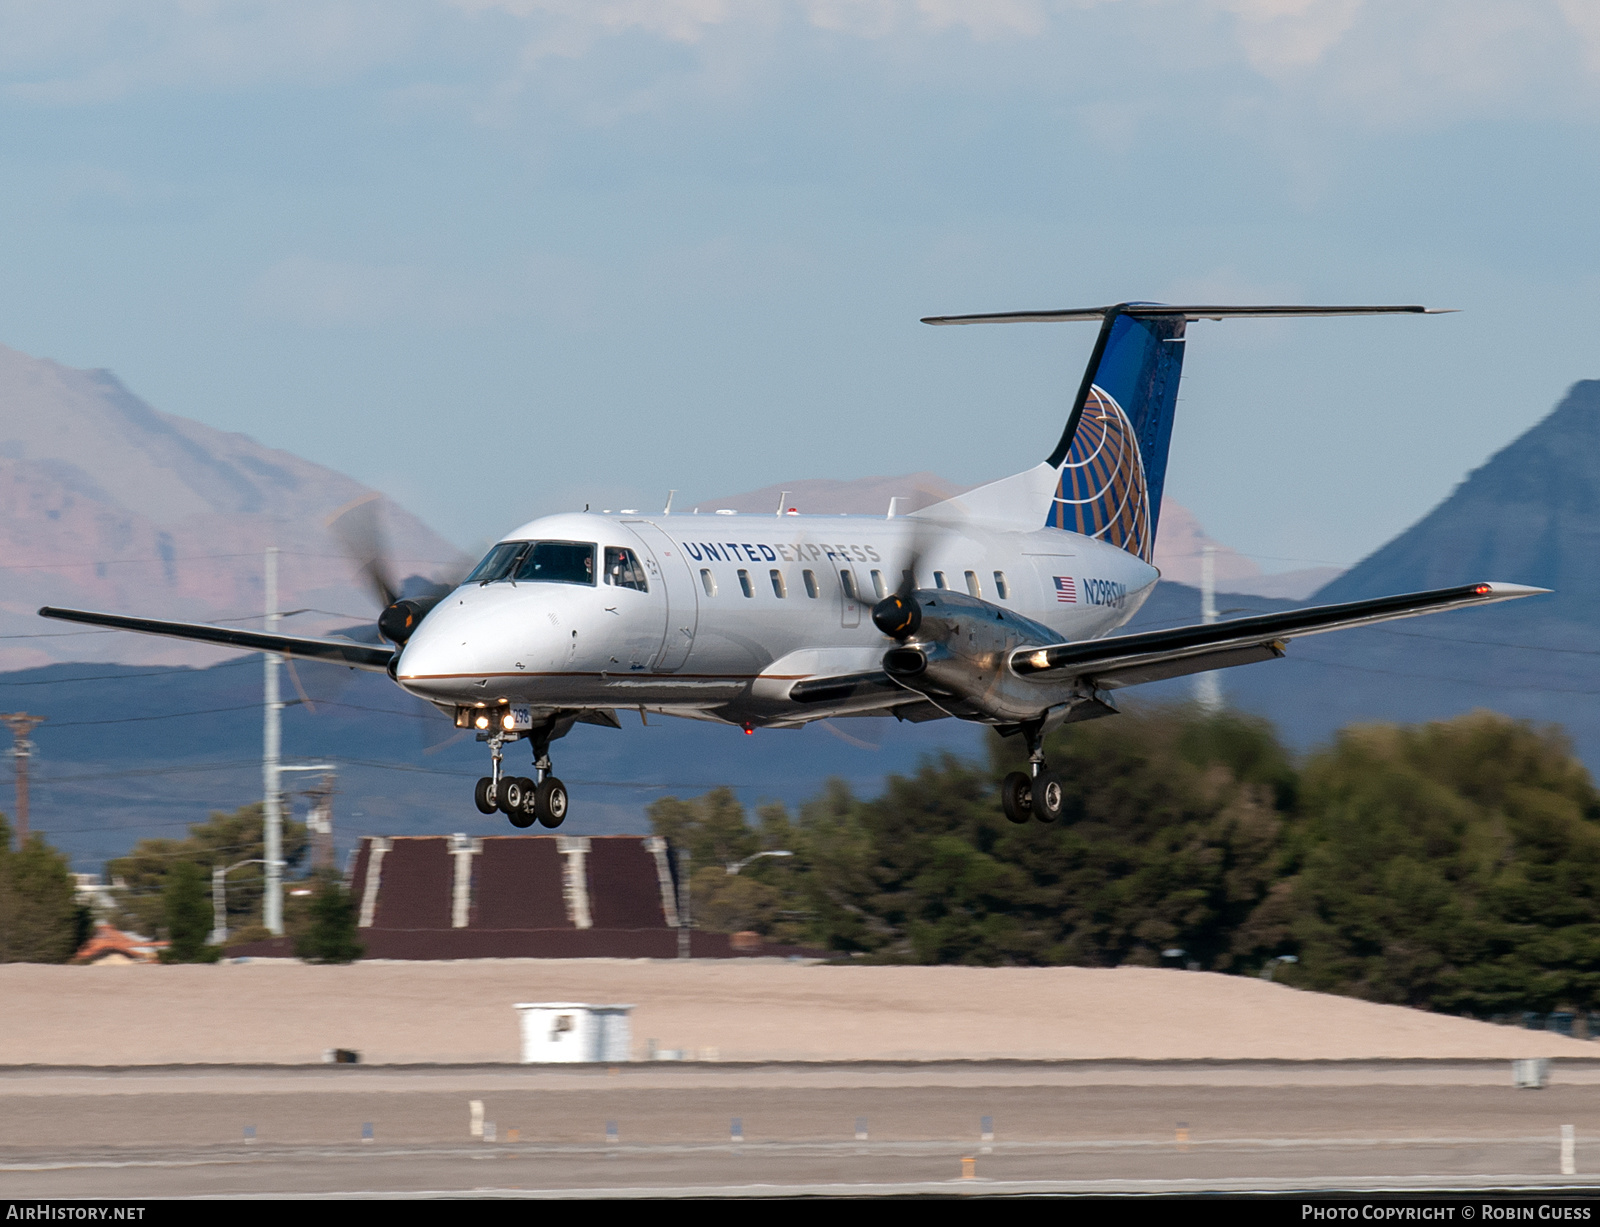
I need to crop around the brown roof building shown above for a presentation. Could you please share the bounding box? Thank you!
[229,834,815,960]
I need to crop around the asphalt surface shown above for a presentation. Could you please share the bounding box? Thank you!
[3,1062,1598,1198]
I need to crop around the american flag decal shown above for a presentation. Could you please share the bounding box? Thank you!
[1054,576,1077,603]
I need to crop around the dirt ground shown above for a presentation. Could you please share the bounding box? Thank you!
[0,959,1590,1065]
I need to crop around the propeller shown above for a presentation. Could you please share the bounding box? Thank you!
[327,493,463,645]
[870,506,934,641]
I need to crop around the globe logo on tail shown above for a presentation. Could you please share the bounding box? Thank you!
[1046,385,1152,562]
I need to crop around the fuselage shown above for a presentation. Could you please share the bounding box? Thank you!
[394,510,1158,726]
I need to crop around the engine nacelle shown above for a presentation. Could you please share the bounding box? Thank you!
[879,590,1090,723]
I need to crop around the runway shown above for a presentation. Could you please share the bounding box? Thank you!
[3,1061,1597,1198]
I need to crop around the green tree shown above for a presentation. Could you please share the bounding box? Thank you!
[982,705,1298,970]
[294,871,364,964]
[159,860,220,963]
[0,815,91,963]
[108,804,307,937]
[647,788,809,940]
[1284,710,1600,1014]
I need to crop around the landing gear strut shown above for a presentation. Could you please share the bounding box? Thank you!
[1000,722,1066,825]
[474,727,569,829]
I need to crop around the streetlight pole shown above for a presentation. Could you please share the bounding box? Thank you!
[726,850,793,875]
[211,859,267,946]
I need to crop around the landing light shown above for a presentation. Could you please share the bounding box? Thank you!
[1028,650,1051,670]
[474,713,491,730]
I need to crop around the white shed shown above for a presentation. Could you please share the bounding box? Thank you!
[514,1002,634,1063]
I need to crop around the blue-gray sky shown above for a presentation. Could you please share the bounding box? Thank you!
[2,1,1598,570]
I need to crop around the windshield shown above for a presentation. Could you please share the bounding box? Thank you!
[511,541,596,586]
[465,541,527,585]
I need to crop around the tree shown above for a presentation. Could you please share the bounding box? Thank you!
[108,804,307,937]
[294,871,363,964]
[982,705,1298,970]
[1284,710,1600,1014]
[647,788,809,941]
[0,816,91,963]
[159,860,220,963]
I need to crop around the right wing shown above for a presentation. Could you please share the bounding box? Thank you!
[1009,582,1547,689]
[38,607,396,672]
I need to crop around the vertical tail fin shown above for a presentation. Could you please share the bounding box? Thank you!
[1044,307,1185,562]
[921,302,1440,562]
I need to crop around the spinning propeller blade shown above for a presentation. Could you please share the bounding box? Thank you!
[327,493,401,611]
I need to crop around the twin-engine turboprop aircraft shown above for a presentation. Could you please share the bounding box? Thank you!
[42,302,1546,827]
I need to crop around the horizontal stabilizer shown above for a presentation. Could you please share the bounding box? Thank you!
[1009,582,1546,689]
[923,304,1451,325]
[37,606,396,672]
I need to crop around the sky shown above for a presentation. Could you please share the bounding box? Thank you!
[2,1,1599,571]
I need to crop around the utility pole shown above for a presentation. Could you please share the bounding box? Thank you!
[263,546,284,936]
[281,765,337,873]
[1194,544,1222,714]
[1,714,45,844]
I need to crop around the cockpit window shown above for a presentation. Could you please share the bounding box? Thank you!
[466,541,527,585]
[511,541,596,586]
[604,547,648,592]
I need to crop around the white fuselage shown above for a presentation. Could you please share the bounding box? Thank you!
[394,510,1158,726]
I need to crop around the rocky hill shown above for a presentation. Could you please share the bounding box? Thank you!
[0,344,465,668]
[1130,381,1600,770]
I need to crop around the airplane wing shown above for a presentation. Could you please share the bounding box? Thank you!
[1008,582,1547,690]
[38,606,396,672]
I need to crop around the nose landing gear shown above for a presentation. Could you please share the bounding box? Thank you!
[473,728,569,828]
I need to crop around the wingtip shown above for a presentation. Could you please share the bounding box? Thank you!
[1477,582,1551,597]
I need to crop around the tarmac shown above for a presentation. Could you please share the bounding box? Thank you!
[3,1060,1599,1198]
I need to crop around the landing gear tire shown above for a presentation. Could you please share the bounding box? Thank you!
[536,777,569,829]
[474,776,498,815]
[507,776,538,828]
[499,775,533,817]
[1001,772,1033,824]
[1032,771,1066,823]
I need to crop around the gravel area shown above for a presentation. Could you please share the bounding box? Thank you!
[0,959,1589,1065]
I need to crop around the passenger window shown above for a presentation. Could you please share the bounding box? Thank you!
[933,571,947,589]
[839,571,858,600]
[604,546,648,592]
[770,569,787,598]
[737,569,753,598]
[870,570,885,599]
[466,541,528,585]
[511,541,595,586]
[803,570,818,598]
[993,571,1009,600]
[964,571,981,598]
[700,569,717,597]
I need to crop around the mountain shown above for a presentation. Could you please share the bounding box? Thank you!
[1128,380,1600,772]
[1314,380,1600,609]
[0,344,464,669]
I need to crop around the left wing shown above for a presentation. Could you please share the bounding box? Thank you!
[1009,582,1547,689]
[38,606,396,672]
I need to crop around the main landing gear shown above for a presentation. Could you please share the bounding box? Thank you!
[472,730,569,829]
[1000,724,1067,825]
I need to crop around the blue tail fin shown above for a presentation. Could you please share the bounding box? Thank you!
[921,301,1439,564]
[1044,307,1185,563]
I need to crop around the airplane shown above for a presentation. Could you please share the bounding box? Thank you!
[40,302,1546,828]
